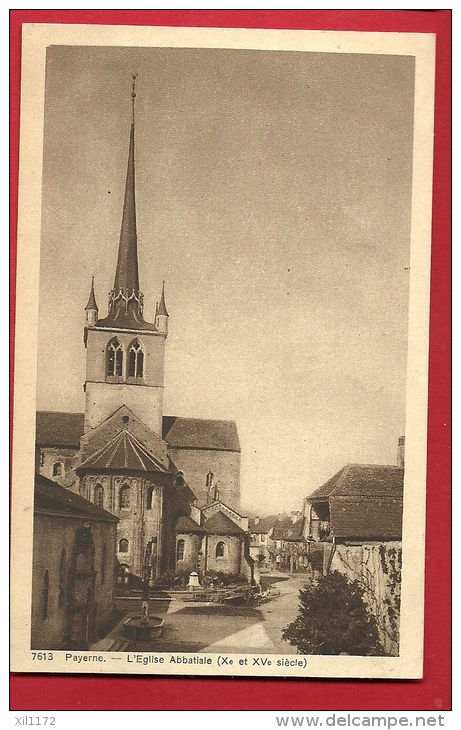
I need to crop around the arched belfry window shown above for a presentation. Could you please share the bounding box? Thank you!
[216,541,225,558]
[119,539,129,554]
[107,338,123,378]
[128,339,144,379]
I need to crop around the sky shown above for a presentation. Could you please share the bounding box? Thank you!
[37,45,415,514]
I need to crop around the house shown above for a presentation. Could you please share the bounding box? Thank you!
[303,463,404,544]
[270,511,307,572]
[31,474,118,650]
[302,461,404,655]
[248,515,278,566]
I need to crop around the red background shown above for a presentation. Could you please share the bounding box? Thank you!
[9,10,451,712]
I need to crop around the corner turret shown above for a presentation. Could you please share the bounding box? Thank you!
[155,281,169,335]
[85,277,98,326]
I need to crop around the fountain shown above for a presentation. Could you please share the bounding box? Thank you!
[123,578,164,641]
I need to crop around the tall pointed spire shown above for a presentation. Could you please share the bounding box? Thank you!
[95,74,165,334]
[107,73,145,325]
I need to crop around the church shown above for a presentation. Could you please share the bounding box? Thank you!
[35,77,252,587]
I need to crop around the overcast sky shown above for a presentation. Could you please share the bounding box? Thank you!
[37,45,415,514]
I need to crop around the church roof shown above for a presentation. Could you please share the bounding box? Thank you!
[34,473,118,523]
[79,429,170,473]
[203,511,246,536]
[36,411,85,448]
[163,416,240,452]
[95,310,157,331]
[175,515,205,534]
[36,411,240,453]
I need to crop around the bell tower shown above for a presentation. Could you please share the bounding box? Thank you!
[83,75,169,437]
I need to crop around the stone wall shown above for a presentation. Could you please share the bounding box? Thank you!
[168,447,241,510]
[329,542,402,656]
[32,514,117,650]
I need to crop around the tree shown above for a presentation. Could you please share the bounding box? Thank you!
[282,571,383,656]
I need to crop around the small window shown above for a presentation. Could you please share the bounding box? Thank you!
[216,541,225,558]
[58,549,66,607]
[107,338,123,378]
[128,339,144,378]
[119,539,129,553]
[52,462,63,477]
[94,483,104,508]
[42,570,49,620]
[176,539,185,562]
[40,452,45,467]
[119,484,130,509]
[147,486,154,510]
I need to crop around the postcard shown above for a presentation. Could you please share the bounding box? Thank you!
[11,23,435,678]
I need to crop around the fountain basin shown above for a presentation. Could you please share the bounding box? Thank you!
[123,615,164,641]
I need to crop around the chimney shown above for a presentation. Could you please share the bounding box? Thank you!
[397,436,405,468]
[254,516,260,525]
[291,511,298,524]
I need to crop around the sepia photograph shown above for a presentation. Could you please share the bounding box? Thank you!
[11,23,435,679]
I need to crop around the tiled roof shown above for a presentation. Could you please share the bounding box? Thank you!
[34,474,118,523]
[306,464,404,540]
[175,515,205,534]
[203,511,246,536]
[36,411,240,453]
[79,429,170,473]
[36,411,84,448]
[271,518,305,542]
[248,515,278,534]
[163,416,240,452]
[329,496,403,540]
[307,464,404,501]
